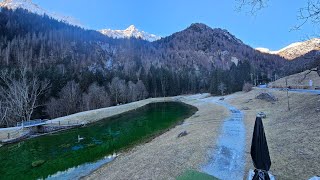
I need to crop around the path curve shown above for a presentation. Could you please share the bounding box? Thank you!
[201,97,246,180]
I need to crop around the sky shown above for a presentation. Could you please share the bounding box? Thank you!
[33,0,318,50]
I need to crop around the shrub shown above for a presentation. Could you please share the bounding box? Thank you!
[32,160,46,167]
[242,83,253,92]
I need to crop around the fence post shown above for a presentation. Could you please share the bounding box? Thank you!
[286,78,290,111]
[7,133,10,139]
[59,121,60,126]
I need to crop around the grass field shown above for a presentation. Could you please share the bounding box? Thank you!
[176,170,218,180]
[226,89,320,179]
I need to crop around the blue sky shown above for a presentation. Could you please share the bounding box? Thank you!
[33,0,318,50]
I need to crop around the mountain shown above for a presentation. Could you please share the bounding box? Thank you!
[0,0,82,27]
[99,25,161,42]
[256,38,320,60]
[153,23,285,71]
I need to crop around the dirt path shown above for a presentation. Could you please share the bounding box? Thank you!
[201,98,246,180]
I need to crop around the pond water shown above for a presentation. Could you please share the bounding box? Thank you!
[0,102,197,180]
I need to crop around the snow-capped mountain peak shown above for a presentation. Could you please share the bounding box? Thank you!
[256,38,320,60]
[0,0,82,27]
[99,25,161,42]
[126,25,137,31]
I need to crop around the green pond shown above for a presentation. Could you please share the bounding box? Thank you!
[0,102,197,180]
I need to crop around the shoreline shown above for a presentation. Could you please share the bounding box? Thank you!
[47,102,198,180]
[84,95,230,180]
[0,95,195,143]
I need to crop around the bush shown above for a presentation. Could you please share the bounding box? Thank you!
[242,83,253,92]
[32,160,46,167]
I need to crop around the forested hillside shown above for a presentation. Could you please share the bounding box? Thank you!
[0,8,307,127]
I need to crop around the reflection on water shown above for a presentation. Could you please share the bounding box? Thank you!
[0,102,197,179]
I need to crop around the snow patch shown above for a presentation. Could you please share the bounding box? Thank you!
[231,57,239,66]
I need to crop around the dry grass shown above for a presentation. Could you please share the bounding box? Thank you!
[269,70,320,89]
[226,89,320,180]
[85,95,230,180]
[0,127,22,141]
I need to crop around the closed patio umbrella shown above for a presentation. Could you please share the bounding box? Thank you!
[250,117,271,180]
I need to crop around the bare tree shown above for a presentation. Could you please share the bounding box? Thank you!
[237,0,267,13]
[126,80,149,102]
[109,77,127,104]
[127,81,138,102]
[0,101,9,127]
[295,0,320,29]
[59,81,81,115]
[46,80,81,118]
[46,98,63,119]
[136,80,149,100]
[237,0,320,28]
[82,83,111,111]
[0,68,50,126]
[218,82,227,95]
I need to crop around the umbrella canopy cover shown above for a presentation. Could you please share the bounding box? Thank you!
[250,117,272,180]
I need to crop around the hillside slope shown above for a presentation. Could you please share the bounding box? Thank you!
[269,70,320,89]
[226,88,320,180]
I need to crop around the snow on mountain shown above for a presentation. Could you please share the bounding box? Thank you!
[256,38,320,60]
[0,0,82,27]
[99,25,161,42]
[255,47,276,54]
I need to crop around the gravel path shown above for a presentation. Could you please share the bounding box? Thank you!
[201,98,246,180]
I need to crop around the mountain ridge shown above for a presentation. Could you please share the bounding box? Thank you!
[256,38,320,60]
[99,25,161,42]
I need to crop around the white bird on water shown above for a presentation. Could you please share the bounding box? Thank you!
[78,135,84,143]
